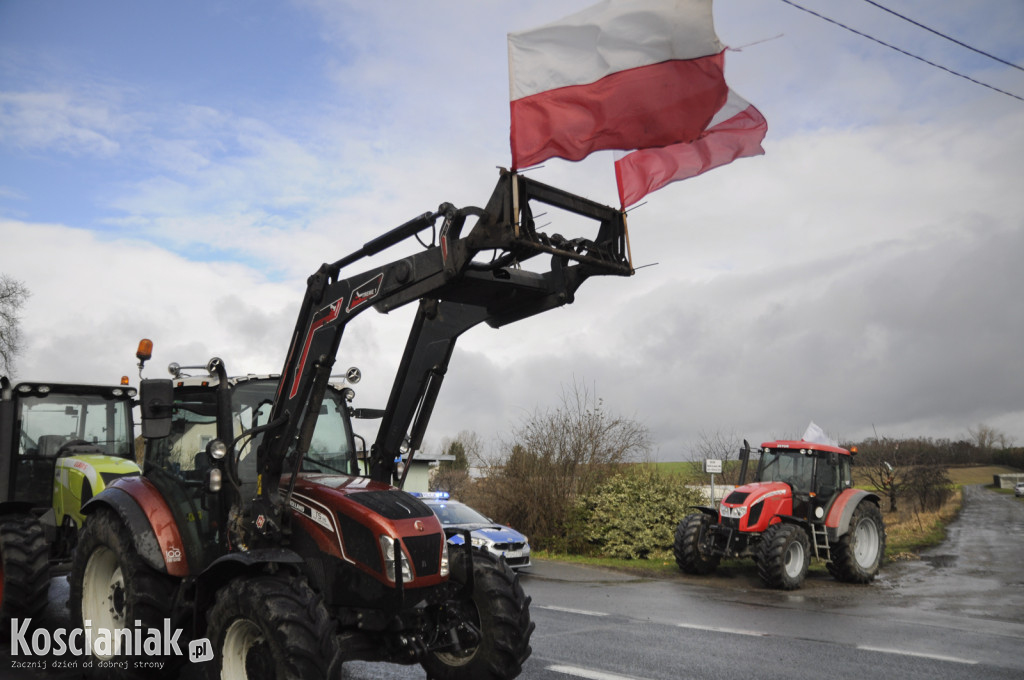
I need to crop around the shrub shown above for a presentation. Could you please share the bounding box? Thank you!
[579,465,704,560]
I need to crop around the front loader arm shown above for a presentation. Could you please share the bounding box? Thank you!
[240,170,632,544]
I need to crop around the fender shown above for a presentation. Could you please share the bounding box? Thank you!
[192,548,306,636]
[690,505,720,520]
[825,489,881,537]
[81,476,189,577]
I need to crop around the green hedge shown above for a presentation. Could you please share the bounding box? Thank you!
[577,466,705,559]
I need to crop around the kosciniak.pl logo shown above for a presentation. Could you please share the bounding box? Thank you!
[9,619,212,671]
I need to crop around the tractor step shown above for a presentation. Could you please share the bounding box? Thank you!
[811,523,830,560]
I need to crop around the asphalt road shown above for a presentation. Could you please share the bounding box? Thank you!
[4,485,1023,679]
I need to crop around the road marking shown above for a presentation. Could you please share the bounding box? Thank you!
[857,646,978,665]
[677,622,767,637]
[547,664,649,680]
[538,605,610,617]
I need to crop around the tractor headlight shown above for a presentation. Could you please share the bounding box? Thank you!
[207,439,228,460]
[379,535,412,583]
[207,468,222,493]
[440,539,450,577]
[719,504,747,519]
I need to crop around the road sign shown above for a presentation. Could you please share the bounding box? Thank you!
[704,459,722,474]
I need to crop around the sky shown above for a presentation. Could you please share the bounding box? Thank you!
[2,0,1022,461]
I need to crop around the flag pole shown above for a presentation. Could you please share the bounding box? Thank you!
[512,170,521,238]
[622,209,635,273]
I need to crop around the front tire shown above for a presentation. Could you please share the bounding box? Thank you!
[828,502,885,583]
[673,513,721,575]
[421,551,534,680]
[757,523,810,590]
[70,508,180,676]
[0,514,50,629]
[205,574,334,680]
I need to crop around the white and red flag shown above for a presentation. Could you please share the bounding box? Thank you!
[508,0,728,170]
[614,89,767,207]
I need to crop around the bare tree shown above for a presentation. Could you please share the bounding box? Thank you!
[968,423,1013,457]
[690,429,743,484]
[857,435,915,512]
[481,380,651,550]
[0,275,30,374]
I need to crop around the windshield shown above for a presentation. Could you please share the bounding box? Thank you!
[758,450,814,492]
[18,393,132,458]
[229,380,356,475]
[427,501,492,526]
[148,379,355,476]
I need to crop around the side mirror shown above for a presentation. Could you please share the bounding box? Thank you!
[140,378,174,439]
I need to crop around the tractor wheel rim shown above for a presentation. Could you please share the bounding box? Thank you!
[81,546,126,659]
[852,517,879,567]
[222,618,266,679]
[784,540,805,578]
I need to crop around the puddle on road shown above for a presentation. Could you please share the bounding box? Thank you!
[922,554,957,569]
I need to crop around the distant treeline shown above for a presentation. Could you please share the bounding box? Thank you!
[846,436,1024,470]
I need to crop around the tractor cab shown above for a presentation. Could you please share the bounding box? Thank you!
[754,440,854,523]
[140,367,362,573]
[0,378,140,566]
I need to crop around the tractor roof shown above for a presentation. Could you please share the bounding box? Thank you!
[4,381,136,400]
[760,439,853,456]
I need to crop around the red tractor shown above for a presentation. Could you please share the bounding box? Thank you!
[674,439,885,590]
[69,170,633,678]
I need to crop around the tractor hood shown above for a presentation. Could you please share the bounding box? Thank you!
[719,481,790,517]
[284,473,448,588]
[722,481,790,507]
[288,473,443,537]
[718,481,792,530]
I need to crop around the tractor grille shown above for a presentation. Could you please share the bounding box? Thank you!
[720,517,741,531]
[336,512,382,573]
[403,534,442,577]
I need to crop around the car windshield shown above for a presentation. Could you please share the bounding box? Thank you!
[428,502,492,526]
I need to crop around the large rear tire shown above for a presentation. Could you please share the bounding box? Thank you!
[70,508,180,676]
[421,551,534,680]
[0,514,50,630]
[828,502,885,583]
[205,574,335,680]
[756,523,810,590]
[673,513,721,575]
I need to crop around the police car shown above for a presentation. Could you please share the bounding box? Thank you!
[411,492,531,570]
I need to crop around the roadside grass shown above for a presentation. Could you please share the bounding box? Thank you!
[881,488,962,559]
[537,465,1023,578]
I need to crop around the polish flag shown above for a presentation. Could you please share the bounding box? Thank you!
[614,90,767,208]
[509,0,728,170]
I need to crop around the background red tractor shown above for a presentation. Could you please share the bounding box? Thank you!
[674,438,885,590]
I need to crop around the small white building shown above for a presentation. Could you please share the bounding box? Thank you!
[400,452,455,493]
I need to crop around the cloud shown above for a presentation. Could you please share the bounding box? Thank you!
[2,0,1022,460]
[0,90,124,156]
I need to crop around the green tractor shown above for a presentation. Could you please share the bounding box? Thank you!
[0,376,141,625]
